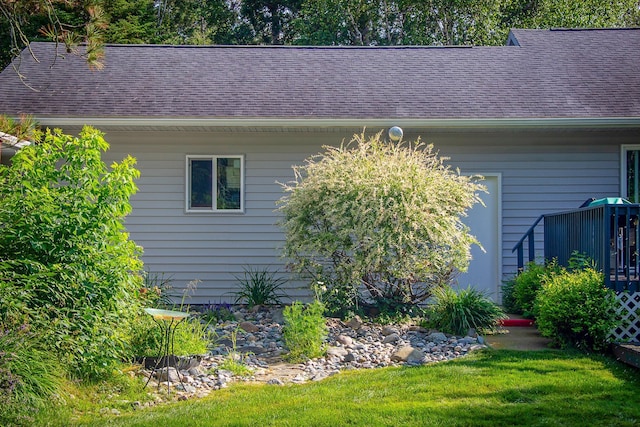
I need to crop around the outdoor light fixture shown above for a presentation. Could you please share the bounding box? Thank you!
[388,126,403,142]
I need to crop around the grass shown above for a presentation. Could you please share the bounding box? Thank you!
[37,349,640,427]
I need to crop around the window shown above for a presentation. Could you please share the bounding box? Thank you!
[622,146,640,203]
[186,155,244,212]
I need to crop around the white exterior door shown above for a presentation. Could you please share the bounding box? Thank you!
[456,174,502,301]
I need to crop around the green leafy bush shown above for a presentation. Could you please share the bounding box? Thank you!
[510,261,560,318]
[500,276,519,314]
[534,268,619,352]
[278,131,484,316]
[282,301,327,362]
[427,286,507,336]
[234,266,288,307]
[313,280,362,319]
[0,126,143,380]
[0,324,64,426]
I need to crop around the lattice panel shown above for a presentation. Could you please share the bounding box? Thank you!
[612,291,640,342]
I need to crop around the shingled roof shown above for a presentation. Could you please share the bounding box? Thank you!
[0,28,639,127]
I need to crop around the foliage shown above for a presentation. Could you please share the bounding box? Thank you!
[510,261,561,318]
[217,326,253,377]
[234,266,288,307]
[534,268,620,352]
[282,300,327,362]
[0,323,65,426]
[104,0,238,45]
[567,250,597,271]
[503,0,640,30]
[33,365,153,426]
[313,280,362,320]
[0,114,41,142]
[427,286,507,336]
[0,126,143,381]
[240,0,303,44]
[128,313,211,358]
[500,276,520,314]
[139,270,174,308]
[294,0,506,46]
[198,301,236,324]
[4,0,640,71]
[278,131,484,315]
[1,0,106,70]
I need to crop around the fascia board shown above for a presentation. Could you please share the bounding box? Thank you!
[28,117,640,130]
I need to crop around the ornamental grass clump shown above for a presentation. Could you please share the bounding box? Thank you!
[0,324,64,426]
[234,266,288,308]
[427,286,507,336]
[278,130,485,316]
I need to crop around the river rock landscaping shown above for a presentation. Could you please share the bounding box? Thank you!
[137,306,487,404]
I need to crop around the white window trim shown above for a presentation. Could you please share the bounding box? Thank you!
[621,145,640,200]
[185,154,245,214]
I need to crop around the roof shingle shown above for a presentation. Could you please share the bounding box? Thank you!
[0,28,638,122]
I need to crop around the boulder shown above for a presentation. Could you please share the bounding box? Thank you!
[346,316,363,330]
[391,346,426,363]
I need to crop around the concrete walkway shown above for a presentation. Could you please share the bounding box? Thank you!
[484,317,552,351]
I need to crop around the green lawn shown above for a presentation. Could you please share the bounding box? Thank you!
[43,350,640,427]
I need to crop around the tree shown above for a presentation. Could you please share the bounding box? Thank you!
[0,0,107,70]
[404,0,506,46]
[293,0,640,47]
[157,0,238,44]
[102,0,157,44]
[501,0,640,30]
[277,131,485,316]
[293,0,384,45]
[3,0,639,70]
[240,0,303,44]
[0,126,143,380]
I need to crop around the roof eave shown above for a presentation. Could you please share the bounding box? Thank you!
[31,117,640,130]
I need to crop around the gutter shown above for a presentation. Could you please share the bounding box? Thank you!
[31,117,640,130]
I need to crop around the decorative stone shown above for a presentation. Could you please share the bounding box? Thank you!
[155,367,180,383]
[239,321,260,333]
[188,367,202,376]
[382,333,400,344]
[176,383,197,393]
[326,346,349,357]
[381,326,399,336]
[337,334,353,346]
[344,353,357,362]
[135,305,488,402]
[346,316,363,330]
[239,345,267,355]
[427,332,448,343]
[391,346,426,363]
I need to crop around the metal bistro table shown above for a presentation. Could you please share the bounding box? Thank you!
[143,308,191,395]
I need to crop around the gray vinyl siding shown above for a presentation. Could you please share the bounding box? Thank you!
[434,129,625,284]
[99,127,632,304]
[102,130,355,304]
